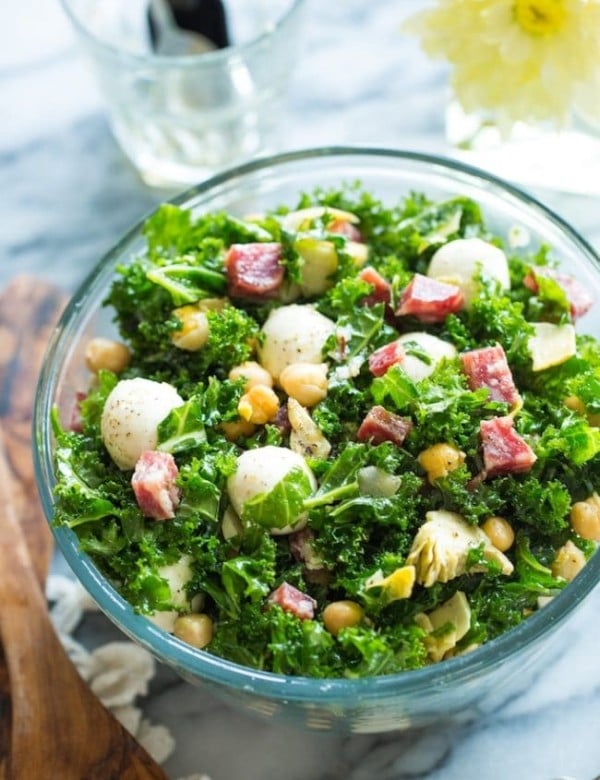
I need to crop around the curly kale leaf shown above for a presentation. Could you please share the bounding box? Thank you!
[51,408,128,528]
[143,204,273,262]
[79,370,118,438]
[498,476,571,536]
[338,623,427,676]
[147,261,226,306]
[466,534,568,644]
[447,285,534,369]
[316,275,373,319]
[325,303,396,371]
[372,361,505,455]
[430,465,504,525]
[197,307,260,378]
[534,416,600,467]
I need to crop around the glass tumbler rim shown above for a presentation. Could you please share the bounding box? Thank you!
[58,0,307,68]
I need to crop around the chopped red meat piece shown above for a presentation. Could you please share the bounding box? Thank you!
[368,341,405,377]
[359,267,392,307]
[460,345,521,404]
[357,405,413,446]
[328,218,363,242]
[396,274,463,323]
[267,582,316,620]
[480,416,537,476]
[523,267,594,321]
[68,391,87,433]
[131,451,180,520]
[224,242,284,299]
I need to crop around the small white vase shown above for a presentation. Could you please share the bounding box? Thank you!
[446,99,600,196]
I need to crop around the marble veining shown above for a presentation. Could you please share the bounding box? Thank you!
[3,0,600,778]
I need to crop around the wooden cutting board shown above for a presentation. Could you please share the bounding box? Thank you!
[0,276,68,769]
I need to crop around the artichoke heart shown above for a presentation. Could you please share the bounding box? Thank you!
[406,510,514,587]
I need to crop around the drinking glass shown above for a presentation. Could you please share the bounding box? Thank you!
[60,0,306,188]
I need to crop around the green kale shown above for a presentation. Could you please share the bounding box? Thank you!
[242,467,315,530]
[144,204,273,261]
[157,396,206,454]
[372,361,504,455]
[534,416,600,467]
[451,284,535,369]
[497,475,571,537]
[196,307,260,378]
[78,370,118,437]
[430,465,504,525]
[324,303,395,369]
[266,608,337,676]
[316,275,373,319]
[146,261,226,306]
[338,623,427,676]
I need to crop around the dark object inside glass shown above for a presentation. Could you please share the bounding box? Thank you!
[149,0,230,51]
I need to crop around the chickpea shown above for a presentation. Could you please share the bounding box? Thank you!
[418,443,465,483]
[564,395,600,427]
[229,361,273,391]
[551,540,586,582]
[85,338,131,374]
[564,395,585,415]
[171,305,209,351]
[220,418,256,442]
[279,362,328,407]
[481,516,515,552]
[570,494,600,541]
[322,600,364,636]
[173,613,214,649]
[238,385,279,425]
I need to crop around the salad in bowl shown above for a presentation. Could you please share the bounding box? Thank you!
[35,149,600,731]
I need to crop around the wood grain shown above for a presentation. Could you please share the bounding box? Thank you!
[0,431,169,779]
[0,277,168,778]
[0,277,67,774]
[0,276,67,584]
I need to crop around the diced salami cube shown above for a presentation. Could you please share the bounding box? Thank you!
[328,217,364,242]
[225,242,284,299]
[359,267,392,307]
[396,273,464,323]
[267,582,316,620]
[480,416,537,476]
[357,405,413,447]
[131,450,180,520]
[523,267,594,321]
[69,391,87,433]
[368,341,405,377]
[460,344,520,404]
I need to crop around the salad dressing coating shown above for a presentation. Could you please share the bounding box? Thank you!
[52,186,599,677]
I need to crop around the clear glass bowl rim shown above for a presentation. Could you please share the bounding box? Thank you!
[34,145,600,704]
[58,0,307,68]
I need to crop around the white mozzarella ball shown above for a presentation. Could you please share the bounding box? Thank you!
[227,445,317,535]
[428,237,510,305]
[100,377,183,469]
[147,555,194,633]
[397,332,457,382]
[258,304,335,382]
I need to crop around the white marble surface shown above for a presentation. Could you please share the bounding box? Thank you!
[2,1,600,778]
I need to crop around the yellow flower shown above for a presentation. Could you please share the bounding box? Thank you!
[404,0,600,127]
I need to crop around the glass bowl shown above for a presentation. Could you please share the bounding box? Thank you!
[34,147,600,733]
